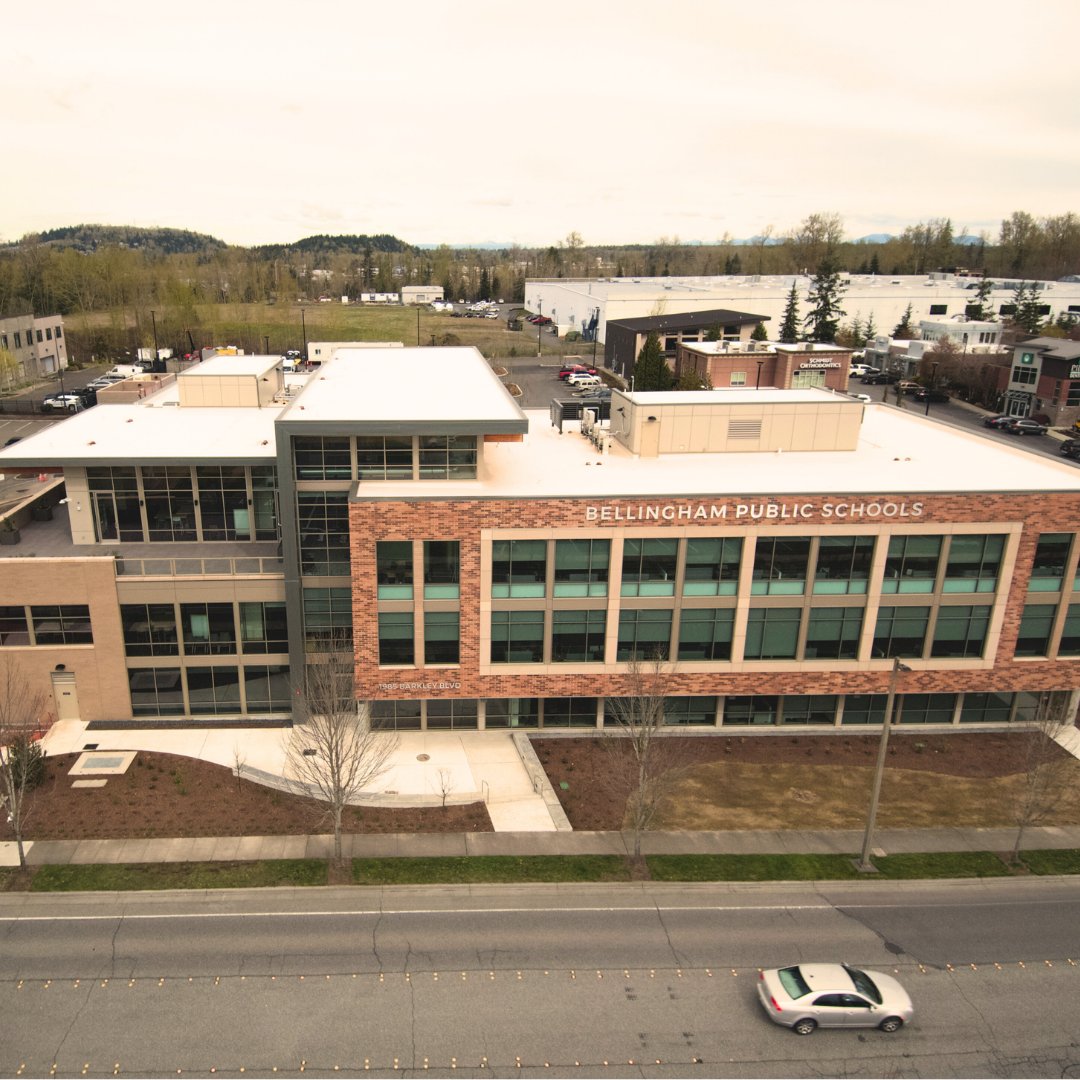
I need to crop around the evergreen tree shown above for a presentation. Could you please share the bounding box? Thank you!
[968,277,995,321]
[779,283,800,344]
[1013,281,1044,333]
[893,303,916,338]
[478,267,491,301]
[869,251,880,275]
[705,324,723,342]
[864,312,877,341]
[633,331,673,391]
[803,259,847,343]
[751,321,768,342]
[724,253,743,275]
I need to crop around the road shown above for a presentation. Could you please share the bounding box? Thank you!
[1,879,1079,1078]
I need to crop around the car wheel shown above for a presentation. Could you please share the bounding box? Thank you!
[67,404,78,413]
[793,1018,817,1036]
[878,1016,904,1033]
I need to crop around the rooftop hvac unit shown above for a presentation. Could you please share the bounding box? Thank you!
[582,409,596,434]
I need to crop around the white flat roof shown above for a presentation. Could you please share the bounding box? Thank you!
[354,404,1080,502]
[182,354,281,378]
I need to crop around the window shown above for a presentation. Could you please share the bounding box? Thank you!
[45,327,52,340]
[677,608,734,661]
[554,539,609,597]
[377,541,413,599]
[683,537,741,596]
[729,371,746,386]
[1029,533,1071,591]
[744,608,801,659]
[294,436,351,481]
[621,538,677,596]
[616,609,672,660]
[356,435,413,479]
[196,465,251,540]
[781,695,839,726]
[243,665,291,712]
[491,610,544,663]
[872,606,929,658]
[1012,365,1037,386]
[0,606,29,646]
[87,466,145,542]
[1060,604,1080,655]
[960,692,1016,724]
[128,668,184,716]
[31,606,93,645]
[424,611,460,665]
[944,535,1004,592]
[1016,603,1056,657]
[378,611,414,665]
[897,694,956,725]
[551,610,606,662]
[424,541,460,599]
[186,666,241,715]
[882,535,942,593]
[751,537,811,595]
[804,607,863,660]
[297,492,350,576]
[143,465,196,543]
[841,695,888,725]
[180,603,236,655]
[485,698,540,728]
[121,604,178,656]
[54,326,62,340]
[664,696,718,726]
[239,602,288,654]
[542,697,598,727]
[426,699,478,729]
[303,587,352,649]
[12,332,20,348]
[491,539,546,597]
[35,329,42,343]
[929,304,947,315]
[813,536,873,594]
[931,605,990,658]
[418,435,477,479]
[723,696,778,725]
[250,466,279,540]
[371,700,423,730]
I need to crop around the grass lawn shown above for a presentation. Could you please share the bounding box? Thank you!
[352,855,630,885]
[29,860,327,891]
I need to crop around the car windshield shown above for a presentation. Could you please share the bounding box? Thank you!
[778,966,811,999]
[845,966,882,1004]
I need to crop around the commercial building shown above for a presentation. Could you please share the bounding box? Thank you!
[2,345,1080,734]
[675,341,853,392]
[1001,337,1080,426]
[0,313,68,385]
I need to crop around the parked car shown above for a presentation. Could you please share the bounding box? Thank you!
[848,363,870,378]
[913,388,950,403]
[897,381,922,395]
[983,414,1014,428]
[1004,418,1048,436]
[757,963,913,1036]
[849,392,872,404]
[532,315,552,325]
[1059,439,1080,460]
[41,392,92,414]
[559,365,598,380]
[566,373,602,388]
[862,371,898,385]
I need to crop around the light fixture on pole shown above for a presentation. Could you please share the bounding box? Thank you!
[858,657,911,871]
[756,359,765,389]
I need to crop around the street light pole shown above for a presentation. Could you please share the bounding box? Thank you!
[756,359,765,389]
[300,305,307,361]
[592,306,600,367]
[924,361,939,417]
[858,657,911,871]
[537,300,543,358]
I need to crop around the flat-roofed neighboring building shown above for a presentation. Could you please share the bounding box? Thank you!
[2,344,1080,736]
[676,341,853,392]
[0,313,67,385]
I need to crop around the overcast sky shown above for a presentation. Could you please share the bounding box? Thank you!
[5,0,1078,249]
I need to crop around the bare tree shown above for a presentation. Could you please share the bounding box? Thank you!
[0,657,48,868]
[602,655,692,860]
[286,654,398,866]
[1010,691,1076,865]
[435,767,454,809]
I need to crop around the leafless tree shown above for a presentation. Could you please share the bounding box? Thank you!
[1010,690,1076,864]
[435,767,454,809]
[286,653,398,866]
[602,654,692,860]
[0,657,48,868]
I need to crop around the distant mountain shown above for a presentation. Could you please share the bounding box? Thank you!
[853,234,894,244]
[7,224,227,256]
[253,234,414,258]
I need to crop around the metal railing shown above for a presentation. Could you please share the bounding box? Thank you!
[116,555,284,577]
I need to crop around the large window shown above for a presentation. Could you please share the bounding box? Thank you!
[751,537,810,595]
[664,696,718,726]
[294,436,351,481]
[377,541,413,600]
[128,668,184,716]
[882,535,942,593]
[426,699,478,729]
[960,692,1016,724]
[491,539,547,597]
[804,607,863,660]
[551,610,606,662]
[897,694,956,724]
[485,698,540,728]
[723,696,778,725]
[378,611,414,665]
[240,602,288,654]
[424,611,460,665]
[1060,604,1080,656]
[87,466,143,542]
[841,695,888,725]
[554,539,609,597]
[621,539,677,596]
[781,696,839,726]
[1016,603,1056,657]
[677,608,734,661]
[197,466,252,541]
[744,607,800,659]
[872,606,929,658]
[186,666,241,716]
[303,587,353,650]
[370,700,423,730]
[418,435,477,479]
[424,541,460,599]
[242,665,291,712]
[143,465,196,543]
[357,435,413,480]
[683,537,741,596]
[543,697,598,727]
[813,536,873,595]
[0,607,29,646]
[297,492,350,577]
[931,605,990,658]
[944,535,1005,593]
[180,603,236,655]
[491,611,545,663]
[1029,533,1072,592]
[616,609,672,660]
[31,606,93,645]
[121,603,178,656]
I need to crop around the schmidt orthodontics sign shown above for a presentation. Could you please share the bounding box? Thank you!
[585,499,925,522]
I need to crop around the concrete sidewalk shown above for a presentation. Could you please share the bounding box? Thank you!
[8,824,1080,868]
